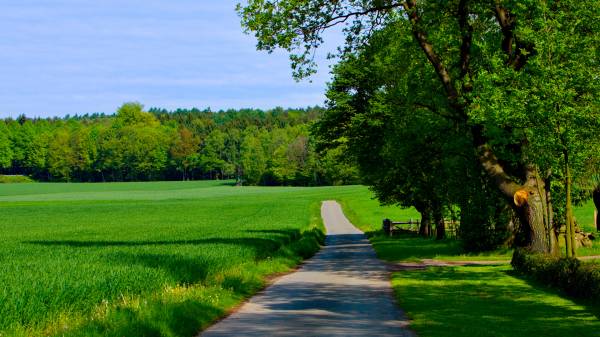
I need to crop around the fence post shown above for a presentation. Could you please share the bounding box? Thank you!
[383,218,392,236]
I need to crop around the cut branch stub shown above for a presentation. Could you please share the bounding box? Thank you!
[514,189,529,207]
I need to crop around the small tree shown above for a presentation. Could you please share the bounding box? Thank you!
[170,127,200,180]
[0,122,14,170]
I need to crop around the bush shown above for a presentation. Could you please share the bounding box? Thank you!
[459,178,512,252]
[512,249,600,302]
[460,204,512,252]
[572,262,600,299]
[0,175,34,183]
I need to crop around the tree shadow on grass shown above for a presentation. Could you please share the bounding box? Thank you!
[505,269,600,320]
[246,228,301,237]
[395,266,600,337]
[245,228,302,243]
[105,252,212,284]
[370,232,511,261]
[20,229,325,337]
[371,233,463,261]
[24,237,281,249]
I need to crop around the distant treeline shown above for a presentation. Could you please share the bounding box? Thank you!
[0,103,359,185]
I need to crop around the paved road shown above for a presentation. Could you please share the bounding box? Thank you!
[200,200,414,337]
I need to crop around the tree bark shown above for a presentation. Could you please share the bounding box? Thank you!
[565,158,577,257]
[593,187,600,231]
[417,205,431,237]
[517,187,550,253]
[545,176,559,255]
[472,126,555,253]
[433,202,445,240]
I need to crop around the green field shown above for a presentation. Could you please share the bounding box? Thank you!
[0,181,410,337]
[2,181,599,336]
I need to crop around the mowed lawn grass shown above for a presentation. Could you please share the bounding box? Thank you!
[574,200,600,257]
[393,265,600,337]
[372,237,600,337]
[0,181,388,337]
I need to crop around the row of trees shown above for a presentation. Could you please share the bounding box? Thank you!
[239,0,600,254]
[0,104,359,186]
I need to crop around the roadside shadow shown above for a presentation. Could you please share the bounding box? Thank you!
[370,232,510,261]
[24,237,283,251]
[245,229,302,242]
[105,252,211,284]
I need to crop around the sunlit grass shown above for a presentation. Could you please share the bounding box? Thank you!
[0,181,371,337]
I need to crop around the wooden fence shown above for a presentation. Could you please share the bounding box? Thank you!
[382,218,460,238]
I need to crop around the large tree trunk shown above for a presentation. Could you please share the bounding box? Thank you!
[474,127,556,254]
[516,186,550,253]
[433,202,445,240]
[593,187,600,231]
[404,0,556,253]
[417,205,431,237]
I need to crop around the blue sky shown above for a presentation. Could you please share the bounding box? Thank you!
[0,1,340,118]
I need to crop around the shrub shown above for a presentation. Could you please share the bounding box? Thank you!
[0,175,34,183]
[572,262,600,299]
[458,170,513,252]
[512,249,600,302]
[459,188,512,252]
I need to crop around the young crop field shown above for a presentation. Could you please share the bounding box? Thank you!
[0,181,409,337]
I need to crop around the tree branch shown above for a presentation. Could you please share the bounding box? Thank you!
[493,3,534,70]
[471,124,522,202]
[458,0,473,80]
[319,2,405,30]
[412,103,463,122]
[403,0,460,105]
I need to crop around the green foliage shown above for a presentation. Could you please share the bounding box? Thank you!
[0,175,34,183]
[314,18,510,247]
[115,102,159,127]
[2,105,358,185]
[240,0,600,254]
[0,122,13,169]
[458,171,513,252]
[315,145,360,186]
[170,127,200,180]
[512,248,600,302]
[240,127,267,185]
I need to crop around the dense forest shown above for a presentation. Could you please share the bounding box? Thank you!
[0,103,359,185]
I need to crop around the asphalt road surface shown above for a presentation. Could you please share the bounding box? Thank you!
[200,200,414,337]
